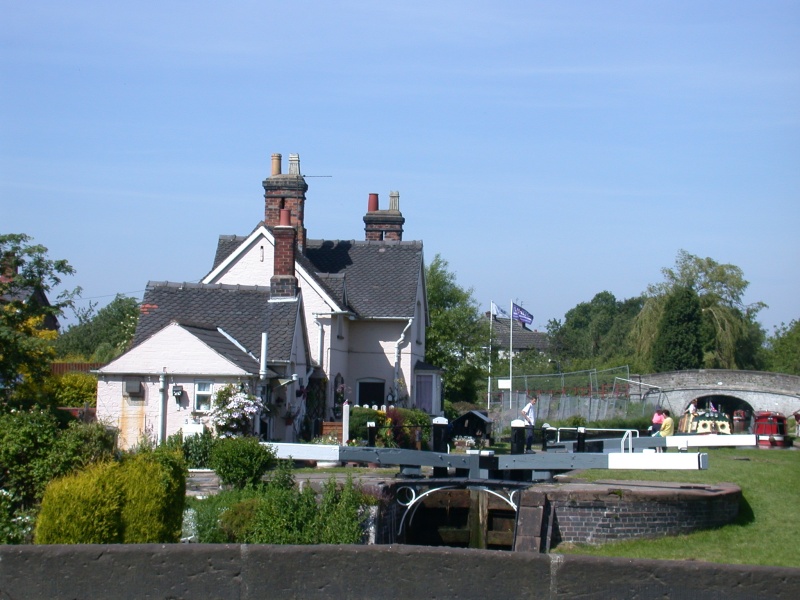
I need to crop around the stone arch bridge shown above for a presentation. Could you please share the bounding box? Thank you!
[627,369,800,418]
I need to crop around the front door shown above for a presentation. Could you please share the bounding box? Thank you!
[358,381,385,407]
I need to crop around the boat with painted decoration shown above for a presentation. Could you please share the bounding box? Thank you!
[753,411,791,448]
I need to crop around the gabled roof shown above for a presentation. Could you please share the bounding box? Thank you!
[179,323,265,375]
[488,316,549,353]
[209,232,424,320]
[0,285,60,331]
[304,239,423,318]
[212,234,250,271]
[134,281,299,363]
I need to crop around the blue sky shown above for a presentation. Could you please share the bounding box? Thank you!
[2,1,798,334]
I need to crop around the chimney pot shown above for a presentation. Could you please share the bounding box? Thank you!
[389,191,400,211]
[279,208,292,227]
[288,154,301,175]
[368,193,379,212]
[271,153,282,176]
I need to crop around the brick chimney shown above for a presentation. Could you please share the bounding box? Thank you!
[363,191,404,241]
[263,153,309,253]
[270,208,298,298]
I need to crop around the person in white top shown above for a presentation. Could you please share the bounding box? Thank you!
[520,396,537,452]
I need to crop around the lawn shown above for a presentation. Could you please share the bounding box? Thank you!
[555,447,800,568]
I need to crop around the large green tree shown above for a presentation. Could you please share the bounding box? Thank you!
[56,294,139,362]
[547,292,644,371]
[765,320,800,375]
[631,250,765,371]
[0,234,77,399]
[651,285,703,372]
[424,255,489,404]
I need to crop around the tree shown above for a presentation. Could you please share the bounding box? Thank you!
[765,320,800,375]
[631,250,765,371]
[547,292,644,371]
[424,255,490,404]
[0,234,77,399]
[651,286,703,372]
[56,294,139,362]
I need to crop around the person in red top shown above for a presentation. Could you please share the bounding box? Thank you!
[650,408,665,436]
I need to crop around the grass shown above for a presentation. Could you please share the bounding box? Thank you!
[555,447,800,568]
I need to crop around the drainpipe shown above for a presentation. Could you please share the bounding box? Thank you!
[259,333,268,381]
[259,333,268,439]
[394,319,413,403]
[314,317,325,372]
[159,368,167,444]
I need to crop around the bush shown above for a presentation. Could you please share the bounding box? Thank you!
[51,371,98,408]
[34,448,186,544]
[119,449,186,543]
[393,408,432,450]
[50,421,117,476]
[0,489,35,544]
[188,463,375,545]
[245,485,319,544]
[34,461,124,544]
[187,487,264,543]
[218,497,261,542]
[210,436,276,489]
[0,409,61,509]
[316,476,371,544]
[183,428,216,469]
[348,407,386,442]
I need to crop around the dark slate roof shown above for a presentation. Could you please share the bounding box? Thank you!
[134,282,298,364]
[304,239,423,318]
[453,410,493,425]
[208,229,423,319]
[179,324,266,374]
[487,315,549,353]
[212,235,250,271]
[1,286,60,330]
[415,360,443,372]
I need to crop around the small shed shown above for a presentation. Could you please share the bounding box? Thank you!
[451,410,493,445]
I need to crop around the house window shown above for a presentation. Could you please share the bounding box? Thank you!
[195,381,213,412]
[416,374,433,413]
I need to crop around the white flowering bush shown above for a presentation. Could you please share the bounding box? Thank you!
[209,385,265,438]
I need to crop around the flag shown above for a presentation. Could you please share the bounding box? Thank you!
[491,301,510,319]
[512,303,533,325]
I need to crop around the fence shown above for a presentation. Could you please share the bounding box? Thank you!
[485,366,674,432]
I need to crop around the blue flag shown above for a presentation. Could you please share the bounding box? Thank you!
[512,303,533,325]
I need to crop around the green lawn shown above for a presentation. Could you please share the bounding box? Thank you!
[556,447,800,567]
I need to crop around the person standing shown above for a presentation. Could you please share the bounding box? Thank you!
[650,408,665,436]
[520,396,537,453]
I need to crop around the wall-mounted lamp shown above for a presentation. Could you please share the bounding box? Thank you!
[172,385,184,400]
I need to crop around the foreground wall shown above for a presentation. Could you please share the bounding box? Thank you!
[1,544,797,600]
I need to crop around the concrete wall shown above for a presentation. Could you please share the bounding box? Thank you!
[1,545,797,600]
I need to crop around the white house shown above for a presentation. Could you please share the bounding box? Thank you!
[97,152,440,448]
[201,153,439,421]
[96,283,310,447]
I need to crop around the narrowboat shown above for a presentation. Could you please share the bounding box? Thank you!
[678,409,732,435]
[753,411,791,448]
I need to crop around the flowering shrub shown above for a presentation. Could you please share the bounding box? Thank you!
[310,432,341,445]
[209,385,265,438]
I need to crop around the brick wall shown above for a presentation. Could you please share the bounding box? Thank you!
[516,481,741,547]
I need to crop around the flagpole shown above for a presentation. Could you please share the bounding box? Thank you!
[488,301,493,410]
[509,300,513,410]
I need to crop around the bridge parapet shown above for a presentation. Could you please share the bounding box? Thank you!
[632,369,800,396]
